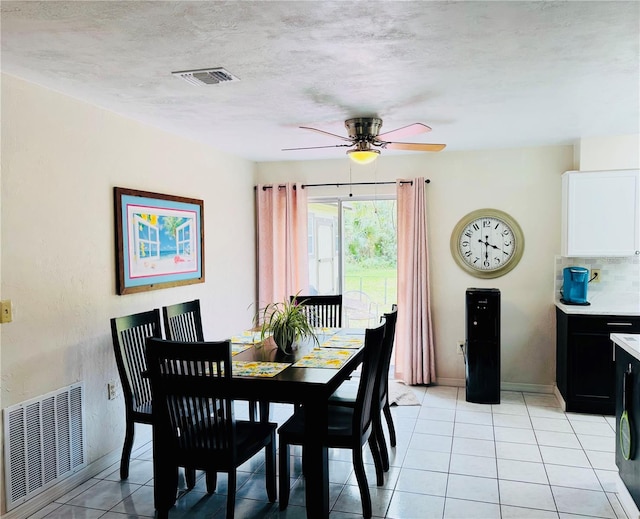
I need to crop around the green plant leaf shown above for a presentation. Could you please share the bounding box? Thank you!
[255,292,319,352]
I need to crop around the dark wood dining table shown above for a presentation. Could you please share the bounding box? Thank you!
[152,328,366,519]
[232,328,365,519]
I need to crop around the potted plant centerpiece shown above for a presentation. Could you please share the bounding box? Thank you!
[257,296,318,354]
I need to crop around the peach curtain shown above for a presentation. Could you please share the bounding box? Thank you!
[395,178,436,385]
[256,183,309,308]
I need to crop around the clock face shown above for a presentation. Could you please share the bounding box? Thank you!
[450,209,524,278]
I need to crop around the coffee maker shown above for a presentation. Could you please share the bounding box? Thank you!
[561,266,590,305]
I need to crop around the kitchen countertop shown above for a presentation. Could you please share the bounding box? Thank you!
[555,292,640,316]
[612,333,640,362]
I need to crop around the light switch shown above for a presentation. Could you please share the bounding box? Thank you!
[0,300,12,323]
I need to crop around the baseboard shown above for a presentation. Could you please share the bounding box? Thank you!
[553,385,567,411]
[617,475,640,519]
[501,382,555,394]
[435,378,555,395]
[1,450,120,519]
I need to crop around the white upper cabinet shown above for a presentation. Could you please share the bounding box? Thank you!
[562,169,640,257]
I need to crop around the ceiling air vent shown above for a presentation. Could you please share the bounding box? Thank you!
[172,67,240,86]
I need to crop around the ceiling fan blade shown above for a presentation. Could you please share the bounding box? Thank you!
[282,144,353,151]
[300,126,353,142]
[377,123,432,141]
[381,142,446,152]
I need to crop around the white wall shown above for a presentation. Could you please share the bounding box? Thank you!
[0,74,257,512]
[258,146,575,389]
[578,134,640,171]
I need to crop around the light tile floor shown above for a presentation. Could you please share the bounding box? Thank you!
[26,386,629,518]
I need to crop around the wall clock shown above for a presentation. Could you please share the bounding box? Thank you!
[450,208,525,278]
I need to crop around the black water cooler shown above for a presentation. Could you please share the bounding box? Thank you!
[465,288,500,404]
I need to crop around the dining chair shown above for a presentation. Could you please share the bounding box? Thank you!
[162,299,204,342]
[290,294,343,327]
[343,290,380,328]
[110,309,197,486]
[328,305,398,471]
[278,322,386,519]
[162,299,261,421]
[145,338,277,519]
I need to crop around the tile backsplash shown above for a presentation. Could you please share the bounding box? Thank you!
[554,255,640,300]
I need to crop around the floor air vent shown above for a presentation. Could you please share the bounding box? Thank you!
[172,67,240,86]
[3,383,86,511]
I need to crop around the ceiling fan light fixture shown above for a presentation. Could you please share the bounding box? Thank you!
[347,149,380,164]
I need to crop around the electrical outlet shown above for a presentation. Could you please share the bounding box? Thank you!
[107,382,117,400]
[0,300,12,323]
[591,269,601,283]
[457,341,465,355]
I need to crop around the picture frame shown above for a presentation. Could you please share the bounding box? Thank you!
[114,187,205,295]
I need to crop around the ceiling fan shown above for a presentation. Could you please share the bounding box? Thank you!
[283,117,446,164]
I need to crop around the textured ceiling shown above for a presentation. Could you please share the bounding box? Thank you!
[1,1,639,162]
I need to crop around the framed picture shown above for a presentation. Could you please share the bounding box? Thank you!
[114,187,205,295]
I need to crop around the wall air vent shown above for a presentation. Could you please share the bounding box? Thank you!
[172,67,240,86]
[4,383,86,511]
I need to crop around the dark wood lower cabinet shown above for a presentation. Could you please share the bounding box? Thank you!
[556,308,640,415]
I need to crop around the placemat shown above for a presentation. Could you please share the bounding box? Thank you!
[232,361,291,378]
[313,327,340,335]
[293,349,355,369]
[229,331,266,344]
[231,343,253,356]
[339,328,367,335]
[321,336,363,349]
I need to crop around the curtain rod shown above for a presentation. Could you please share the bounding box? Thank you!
[302,179,430,188]
[258,179,430,190]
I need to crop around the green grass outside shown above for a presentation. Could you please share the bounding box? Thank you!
[344,265,397,311]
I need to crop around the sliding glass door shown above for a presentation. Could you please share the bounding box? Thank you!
[307,198,397,326]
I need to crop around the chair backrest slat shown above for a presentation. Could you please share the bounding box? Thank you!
[163,300,205,342]
[354,323,386,437]
[377,306,398,404]
[110,309,162,413]
[290,294,343,327]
